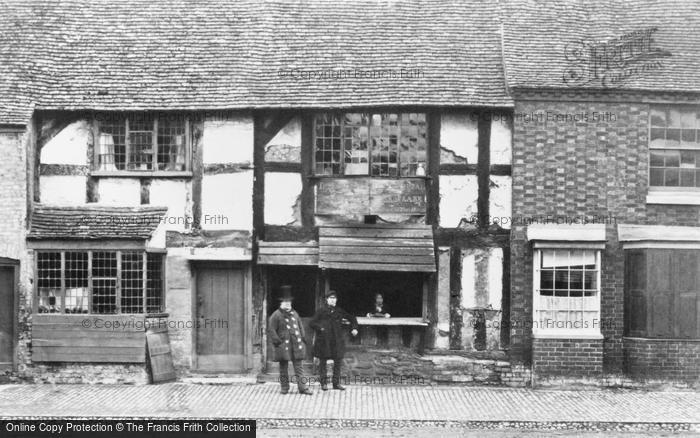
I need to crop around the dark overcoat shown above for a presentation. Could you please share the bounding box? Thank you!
[267,308,307,362]
[309,306,358,359]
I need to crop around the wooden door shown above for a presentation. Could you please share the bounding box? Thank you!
[0,266,15,370]
[195,267,246,372]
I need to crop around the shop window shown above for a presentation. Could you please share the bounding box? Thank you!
[329,270,424,317]
[649,106,700,189]
[533,249,601,336]
[625,249,700,339]
[314,112,427,177]
[96,113,189,172]
[36,251,164,314]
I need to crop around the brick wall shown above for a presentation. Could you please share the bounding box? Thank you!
[532,338,603,377]
[510,95,700,378]
[624,338,700,382]
[0,127,33,381]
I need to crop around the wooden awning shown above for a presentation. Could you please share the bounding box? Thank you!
[318,225,436,272]
[257,241,319,266]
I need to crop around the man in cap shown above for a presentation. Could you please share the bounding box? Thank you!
[310,290,358,391]
[268,285,313,395]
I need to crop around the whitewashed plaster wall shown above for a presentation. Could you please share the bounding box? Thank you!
[201,172,253,231]
[200,114,254,231]
[460,247,504,351]
[441,113,478,164]
[461,247,503,310]
[98,178,141,206]
[40,121,89,165]
[40,176,87,205]
[264,172,301,226]
[150,180,191,232]
[490,175,512,230]
[39,121,90,205]
[202,115,254,165]
[439,174,478,228]
[490,114,512,165]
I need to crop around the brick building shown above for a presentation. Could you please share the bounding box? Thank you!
[0,0,698,387]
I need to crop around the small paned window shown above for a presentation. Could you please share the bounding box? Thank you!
[314,112,427,177]
[533,249,601,335]
[97,114,189,172]
[36,251,164,314]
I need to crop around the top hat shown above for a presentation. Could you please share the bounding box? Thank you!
[278,285,294,301]
[325,290,337,299]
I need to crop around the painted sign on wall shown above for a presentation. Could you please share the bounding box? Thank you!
[315,178,426,216]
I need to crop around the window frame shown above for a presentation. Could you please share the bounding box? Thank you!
[312,112,429,178]
[92,113,192,176]
[532,247,603,338]
[34,250,165,315]
[648,104,700,198]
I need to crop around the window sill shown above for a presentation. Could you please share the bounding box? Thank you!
[646,191,700,205]
[532,331,603,340]
[356,317,428,326]
[91,170,193,178]
[623,336,700,343]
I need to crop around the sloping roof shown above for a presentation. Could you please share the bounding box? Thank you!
[2,0,700,126]
[318,224,436,272]
[0,0,511,125]
[502,0,700,92]
[28,205,168,240]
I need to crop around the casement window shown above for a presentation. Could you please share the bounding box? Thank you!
[533,249,602,336]
[314,113,427,177]
[36,251,164,314]
[649,106,700,189]
[96,114,190,172]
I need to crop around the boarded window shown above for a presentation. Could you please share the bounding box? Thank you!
[97,114,189,172]
[314,112,427,177]
[625,249,700,339]
[36,251,164,315]
[649,105,700,188]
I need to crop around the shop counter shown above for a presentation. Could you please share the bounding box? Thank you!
[350,317,428,352]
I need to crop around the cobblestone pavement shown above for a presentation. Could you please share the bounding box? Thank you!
[0,383,698,432]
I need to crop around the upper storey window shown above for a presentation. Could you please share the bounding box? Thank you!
[649,106,700,189]
[96,113,190,173]
[314,113,427,177]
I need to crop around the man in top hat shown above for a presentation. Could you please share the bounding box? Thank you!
[310,290,358,391]
[268,285,313,395]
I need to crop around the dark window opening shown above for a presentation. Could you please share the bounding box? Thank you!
[328,270,423,317]
[266,266,317,318]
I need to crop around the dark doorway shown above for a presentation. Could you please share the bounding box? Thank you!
[0,262,17,371]
[265,266,318,369]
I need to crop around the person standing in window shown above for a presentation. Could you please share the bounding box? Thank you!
[310,290,358,391]
[267,286,313,395]
[366,293,391,318]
